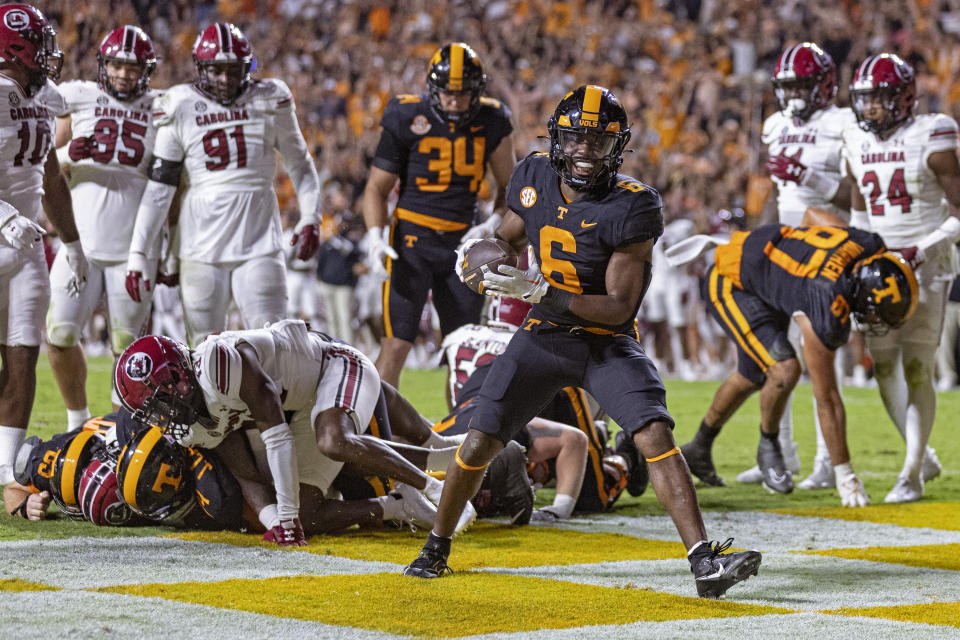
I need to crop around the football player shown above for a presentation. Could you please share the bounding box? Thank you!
[362,42,516,387]
[720,43,856,490]
[46,26,164,431]
[124,23,322,346]
[0,4,88,485]
[674,219,917,506]
[841,53,958,502]
[114,319,472,546]
[403,85,761,600]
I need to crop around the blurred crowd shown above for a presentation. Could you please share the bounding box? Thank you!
[32,0,960,381]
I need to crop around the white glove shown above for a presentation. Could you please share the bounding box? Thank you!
[835,465,870,507]
[460,212,502,244]
[482,254,550,302]
[454,238,484,282]
[364,226,397,282]
[63,240,88,298]
[0,202,44,251]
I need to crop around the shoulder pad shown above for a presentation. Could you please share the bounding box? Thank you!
[394,94,421,104]
[925,113,959,138]
[252,78,294,105]
[37,81,68,116]
[761,111,786,142]
[196,337,243,400]
[479,96,501,109]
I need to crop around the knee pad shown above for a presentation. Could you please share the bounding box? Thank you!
[109,327,138,357]
[45,320,82,348]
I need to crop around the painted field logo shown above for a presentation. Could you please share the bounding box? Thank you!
[125,353,153,381]
[520,186,537,208]
[4,9,30,31]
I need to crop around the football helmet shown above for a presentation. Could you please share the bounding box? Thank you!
[548,85,631,192]
[115,335,204,439]
[78,458,134,526]
[851,251,918,335]
[0,3,62,94]
[426,42,486,125]
[48,430,105,520]
[192,23,253,105]
[116,425,195,521]
[97,25,157,101]
[771,42,836,121]
[486,295,531,330]
[850,53,916,137]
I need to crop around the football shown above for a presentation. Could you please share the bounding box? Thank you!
[460,238,519,294]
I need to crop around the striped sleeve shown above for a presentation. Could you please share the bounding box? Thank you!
[199,339,244,403]
[926,114,959,155]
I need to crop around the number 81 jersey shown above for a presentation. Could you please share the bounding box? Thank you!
[843,113,959,248]
[58,80,161,260]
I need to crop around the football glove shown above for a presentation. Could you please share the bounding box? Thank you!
[291,218,320,261]
[766,150,807,184]
[836,470,870,507]
[68,136,94,162]
[459,212,502,243]
[125,251,151,302]
[63,240,89,298]
[263,518,307,547]
[482,255,549,302]
[453,238,483,282]
[1,213,44,251]
[364,226,398,281]
[156,252,179,288]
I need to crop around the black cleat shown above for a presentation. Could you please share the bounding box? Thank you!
[757,437,793,494]
[690,538,762,599]
[402,539,452,578]
[614,430,649,497]
[680,440,726,487]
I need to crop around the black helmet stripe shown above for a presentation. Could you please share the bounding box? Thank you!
[123,25,135,54]
[218,23,231,56]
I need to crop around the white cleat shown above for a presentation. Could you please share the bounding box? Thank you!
[393,483,438,530]
[922,447,942,483]
[738,442,799,483]
[884,475,923,504]
[736,465,763,484]
[783,441,801,474]
[836,472,870,507]
[798,457,835,490]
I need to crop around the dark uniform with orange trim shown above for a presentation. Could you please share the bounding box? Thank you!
[372,93,513,341]
[703,224,886,384]
[469,153,671,444]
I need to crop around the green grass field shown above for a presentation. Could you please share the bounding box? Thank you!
[4,356,960,638]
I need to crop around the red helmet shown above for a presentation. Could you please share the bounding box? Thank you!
[97,25,157,100]
[487,296,532,330]
[115,336,203,438]
[78,458,134,526]
[850,53,916,137]
[192,23,253,105]
[772,42,836,121]
[0,4,62,94]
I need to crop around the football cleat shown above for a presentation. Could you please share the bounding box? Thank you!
[393,483,438,530]
[798,456,835,490]
[884,475,923,504]
[529,507,562,524]
[690,538,762,599]
[922,447,942,483]
[263,518,307,547]
[735,465,762,484]
[613,429,649,496]
[402,538,452,578]
[680,440,726,487]
[757,437,793,494]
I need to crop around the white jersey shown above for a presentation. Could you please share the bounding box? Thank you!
[762,105,856,226]
[151,79,320,262]
[180,319,328,448]
[441,323,512,402]
[0,75,66,220]
[58,81,162,260]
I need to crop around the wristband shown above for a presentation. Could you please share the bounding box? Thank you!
[540,287,573,312]
[14,499,28,518]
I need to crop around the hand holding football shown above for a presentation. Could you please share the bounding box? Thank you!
[458,238,518,294]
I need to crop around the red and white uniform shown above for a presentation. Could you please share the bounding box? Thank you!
[0,75,66,345]
[843,113,959,344]
[441,323,511,403]
[762,105,856,226]
[47,81,162,353]
[180,320,380,492]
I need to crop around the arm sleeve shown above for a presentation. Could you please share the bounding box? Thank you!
[273,83,321,224]
[128,179,177,258]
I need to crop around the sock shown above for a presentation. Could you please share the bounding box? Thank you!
[425,531,452,554]
[687,539,710,561]
[377,494,404,521]
[67,407,91,432]
[760,429,779,442]
[258,503,280,531]
[778,391,794,447]
[812,397,831,462]
[833,462,853,478]
[0,426,25,484]
[693,421,721,447]
[426,446,457,472]
[548,493,576,519]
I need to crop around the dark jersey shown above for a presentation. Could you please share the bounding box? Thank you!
[716,224,886,349]
[372,93,513,227]
[506,153,664,334]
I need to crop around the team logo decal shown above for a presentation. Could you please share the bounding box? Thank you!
[410,114,431,135]
[8,92,18,106]
[519,186,537,208]
[124,353,153,381]
[96,95,108,105]
[3,9,30,31]
[195,101,207,112]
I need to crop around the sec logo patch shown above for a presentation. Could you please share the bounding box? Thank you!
[519,187,537,208]
[410,115,431,135]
